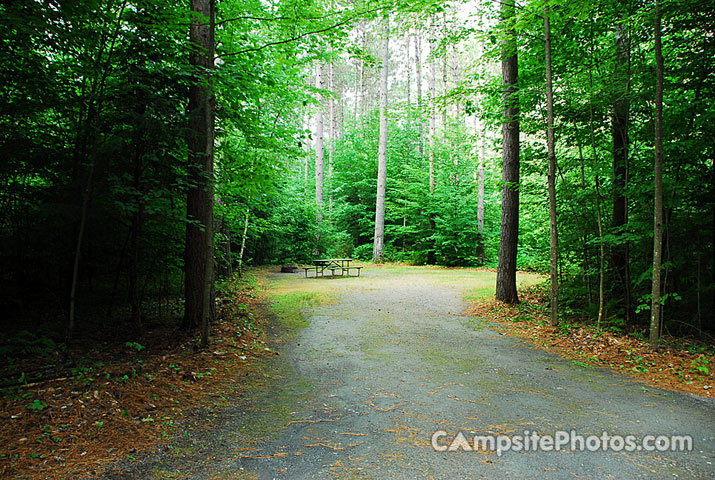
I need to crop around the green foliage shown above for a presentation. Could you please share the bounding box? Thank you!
[0,331,60,359]
[690,355,710,376]
[0,0,712,349]
[27,399,46,412]
[125,342,146,352]
[270,291,333,332]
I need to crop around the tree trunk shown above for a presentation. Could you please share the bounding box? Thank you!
[415,32,424,156]
[588,22,606,327]
[315,62,324,221]
[591,97,605,329]
[427,21,437,264]
[428,30,436,194]
[128,159,143,337]
[650,0,664,347]
[495,0,520,304]
[406,33,411,111]
[223,220,232,277]
[441,12,448,139]
[68,149,95,340]
[544,6,559,325]
[303,116,310,188]
[373,20,389,263]
[476,157,485,263]
[475,8,486,264]
[237,207,249,278]
[184,0,215,347]
[353,24,361,123]
[572,126,593,303]
[451,44,461,118]
[611,23,631,323]
[359,25,367,122]
[328,62,335,213]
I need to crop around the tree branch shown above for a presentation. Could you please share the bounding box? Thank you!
[216,5,387,58]
[216,13,339,26]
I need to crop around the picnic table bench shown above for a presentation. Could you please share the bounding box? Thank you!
[303,258,362,278]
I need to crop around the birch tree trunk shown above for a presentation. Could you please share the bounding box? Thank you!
[495,0,520,304]
[544,6,559,325]
[373,20,389,263]
[650,0,665,346]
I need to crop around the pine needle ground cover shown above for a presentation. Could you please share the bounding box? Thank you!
[0,274,273,479]
[467,284,714,398]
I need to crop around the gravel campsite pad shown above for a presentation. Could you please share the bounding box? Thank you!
[104,267,715,479]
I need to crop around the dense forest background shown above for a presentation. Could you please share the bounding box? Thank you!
[1,0,713,351]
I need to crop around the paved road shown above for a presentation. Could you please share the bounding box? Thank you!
[106,268,715,479]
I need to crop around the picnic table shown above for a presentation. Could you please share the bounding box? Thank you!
[303,258,362,278]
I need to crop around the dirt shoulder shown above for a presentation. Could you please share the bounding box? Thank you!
[466,284,714,399]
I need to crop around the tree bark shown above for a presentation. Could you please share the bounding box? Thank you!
[611,23,631,323]
[572,122,593,303]
[590,88,605,329]
[650,0,664,347]
[184,0,215,347]
[415,32,424,157]
[315,61,324,221]
[427,21,437,264]
[237,207,249,278]
[373,20,389,263]
[476,154,485,262]
[359,25,367,122]
[587,22,606,327]
[406,33,411,111]
[544,6,559,325]
[475,5,486,264]
[441,12,448,139]
[495,0,520,304]
[128,155,143,337]
[451,44,461,118]
[328,62,335,213]
[353,34,360,123]
[428,24,436,196]
[303,116,310,188]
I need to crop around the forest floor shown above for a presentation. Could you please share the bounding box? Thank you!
[3,266,713,479]
[95,265,713,479]
[0,275,275,479]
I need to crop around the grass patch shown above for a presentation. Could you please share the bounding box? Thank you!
[463,286,494,302]
[419,346,485,372]
[232,373,314,445]
[459,317,487,331]
[269,291,333,332]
